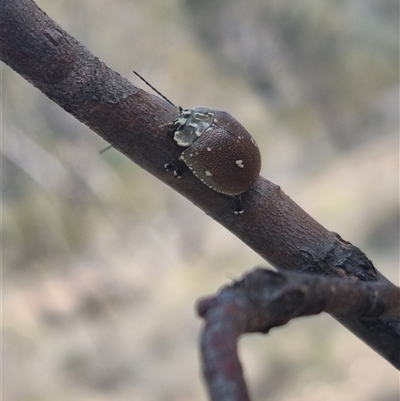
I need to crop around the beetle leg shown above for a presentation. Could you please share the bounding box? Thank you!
[164,161,183,178]
[158,121,174,129]
[99,144,113,154]
[234,195,244,214]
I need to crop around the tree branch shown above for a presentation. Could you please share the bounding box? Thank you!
[1,0,399,367]
[197,268,400,401]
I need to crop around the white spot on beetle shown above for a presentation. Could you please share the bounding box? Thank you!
[205,170,212,176]
[235,160,244,168]
[176,117,188,125]
[207,147,212,151]
[195,130,202,136]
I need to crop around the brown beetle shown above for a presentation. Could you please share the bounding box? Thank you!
[131,72,261,213]
[172,107,261,199]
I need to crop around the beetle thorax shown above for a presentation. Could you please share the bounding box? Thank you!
[173,107,215,147]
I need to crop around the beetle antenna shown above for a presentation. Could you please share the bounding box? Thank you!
[133,71,182,111]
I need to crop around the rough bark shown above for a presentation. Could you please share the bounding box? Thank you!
[198,269,400,401]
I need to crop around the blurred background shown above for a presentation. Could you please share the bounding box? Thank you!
[3,0,399,400]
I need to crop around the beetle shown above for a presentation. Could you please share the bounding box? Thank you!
[168,106,261,213]
[105,72,262,213]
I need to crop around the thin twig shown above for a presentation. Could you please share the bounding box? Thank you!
[198,268,400,401]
